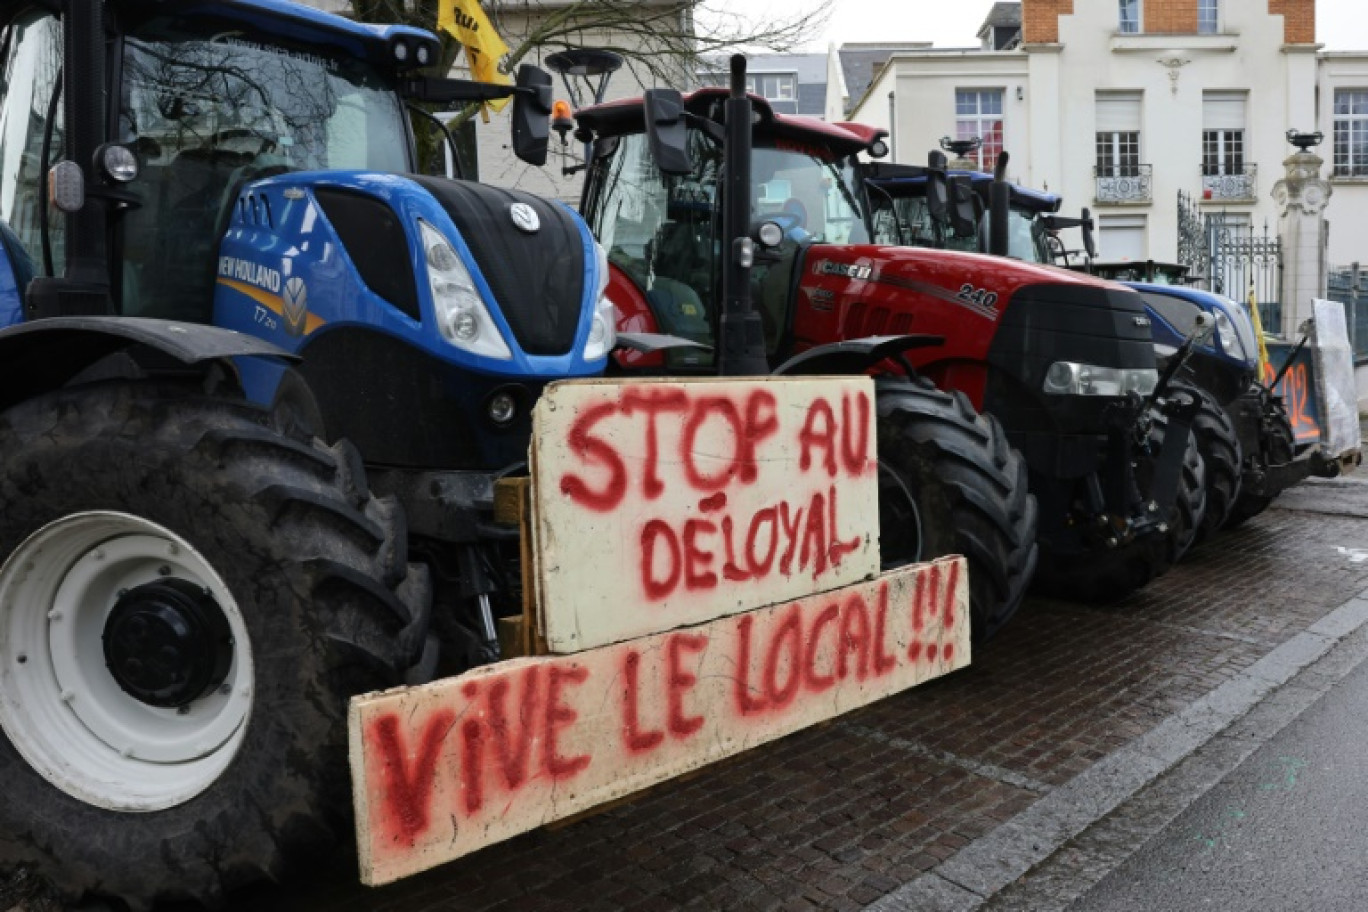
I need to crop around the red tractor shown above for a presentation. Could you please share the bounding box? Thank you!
[573,73,1204,625]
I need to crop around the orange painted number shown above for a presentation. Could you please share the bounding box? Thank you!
[1279,362,1320,443]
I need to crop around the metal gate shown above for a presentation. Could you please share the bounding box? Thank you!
[1326,264,1368,362]
[1177,190,1282,330]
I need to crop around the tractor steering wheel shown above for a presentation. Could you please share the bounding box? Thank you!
[210,128,277,157]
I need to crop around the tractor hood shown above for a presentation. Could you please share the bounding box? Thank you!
[791,243,1155,439]
[821,243,1137,315]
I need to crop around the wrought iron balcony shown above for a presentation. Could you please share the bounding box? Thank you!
[1094,164,1152,204]
[1200,164,1257,202]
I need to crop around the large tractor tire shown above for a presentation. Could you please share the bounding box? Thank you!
[1172,380,1243,545]
[875,376,1038,641]
[1033,411,1206,603]
[0,383,431,910]
[1226,394,1296,529]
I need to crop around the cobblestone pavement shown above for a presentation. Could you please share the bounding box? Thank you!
[5,476,1367,912]
[226,476,1368,912]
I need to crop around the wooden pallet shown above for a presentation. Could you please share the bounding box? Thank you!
[492,476,547,657]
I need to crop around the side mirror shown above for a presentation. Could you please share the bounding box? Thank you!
[512,64,552,167]
[644,88,693,176]
[948,175,978,239]
[1080,207,1097,260]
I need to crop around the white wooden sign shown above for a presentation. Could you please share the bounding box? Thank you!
[349,558,969,886]
[531,377,881,652]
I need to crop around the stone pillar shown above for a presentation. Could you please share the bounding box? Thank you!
[1273,151,1333,336]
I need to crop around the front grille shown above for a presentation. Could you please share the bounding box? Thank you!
[412,176,585,356]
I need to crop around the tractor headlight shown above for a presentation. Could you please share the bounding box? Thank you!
[420,220,512,360]
[1216,294,1260,366]
[1043,361,1158,397]
[1213,309,1247,361]
[582,241,617,361]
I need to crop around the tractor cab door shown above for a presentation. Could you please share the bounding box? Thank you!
[751,144,869,352]
[0,12,65,322]
[585,129,720,367]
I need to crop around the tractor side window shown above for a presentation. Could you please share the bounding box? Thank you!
[1001,208,1041,261]
[752,149,868,247]
[751,148,868,351]
[893,197,939,246]
[588,131,718,360]
[0,13,65,286]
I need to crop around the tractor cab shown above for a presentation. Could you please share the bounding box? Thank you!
[579,89,876,364]
[1,5,424,323]
[0,1,553,330]
[861,163,1064,264]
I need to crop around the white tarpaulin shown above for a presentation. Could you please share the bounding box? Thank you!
[1311,299,1362,457]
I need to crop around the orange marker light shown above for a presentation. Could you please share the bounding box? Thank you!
[551,99,575,142]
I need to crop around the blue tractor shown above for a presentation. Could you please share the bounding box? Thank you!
[0,1,613,906]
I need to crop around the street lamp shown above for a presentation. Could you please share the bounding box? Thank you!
[545,47,623,175]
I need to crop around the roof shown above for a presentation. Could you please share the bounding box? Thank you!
[575,88,886,157]
[837,43,931,114]
[698,53,828,117]
[977,2,1022,38]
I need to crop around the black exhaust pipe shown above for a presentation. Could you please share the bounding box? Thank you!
[718,54,767,376]
[988,151,1010,257]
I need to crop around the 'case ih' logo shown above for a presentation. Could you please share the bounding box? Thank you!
[815,260,872,281]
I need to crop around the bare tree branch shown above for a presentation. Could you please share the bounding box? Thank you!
[345,0,830,91]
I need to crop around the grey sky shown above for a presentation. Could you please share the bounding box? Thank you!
[800,1,1368,50]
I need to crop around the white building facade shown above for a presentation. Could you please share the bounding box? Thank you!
[846,0,1368,277]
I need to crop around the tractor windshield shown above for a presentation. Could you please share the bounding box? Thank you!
[117,20,411,320]
[868,185,1041,261]
[587,129,867,357]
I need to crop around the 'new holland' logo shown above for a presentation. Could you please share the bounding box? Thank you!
[218,256,282,293]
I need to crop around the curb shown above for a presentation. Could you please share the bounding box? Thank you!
[864,589,1368,911]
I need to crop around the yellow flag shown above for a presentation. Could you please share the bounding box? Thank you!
[1247,280,1273,384]
[438,0,512,112]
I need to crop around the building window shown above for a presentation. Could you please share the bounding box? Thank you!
[1202,92,1245,175]
[746,73,796,102]
[1202,132,1244,174]
[954,89,1003,171]
[1097,132,1140,177]
[1198,0,1219,33]
[1118,0,1141,34]
[1334,89,1368,177]
[1096,92,1142,176]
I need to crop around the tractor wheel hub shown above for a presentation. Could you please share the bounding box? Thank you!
[103,578,233,708]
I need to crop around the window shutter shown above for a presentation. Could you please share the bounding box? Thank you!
[1096,92,1142,132]
[1203,92,1246,130]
